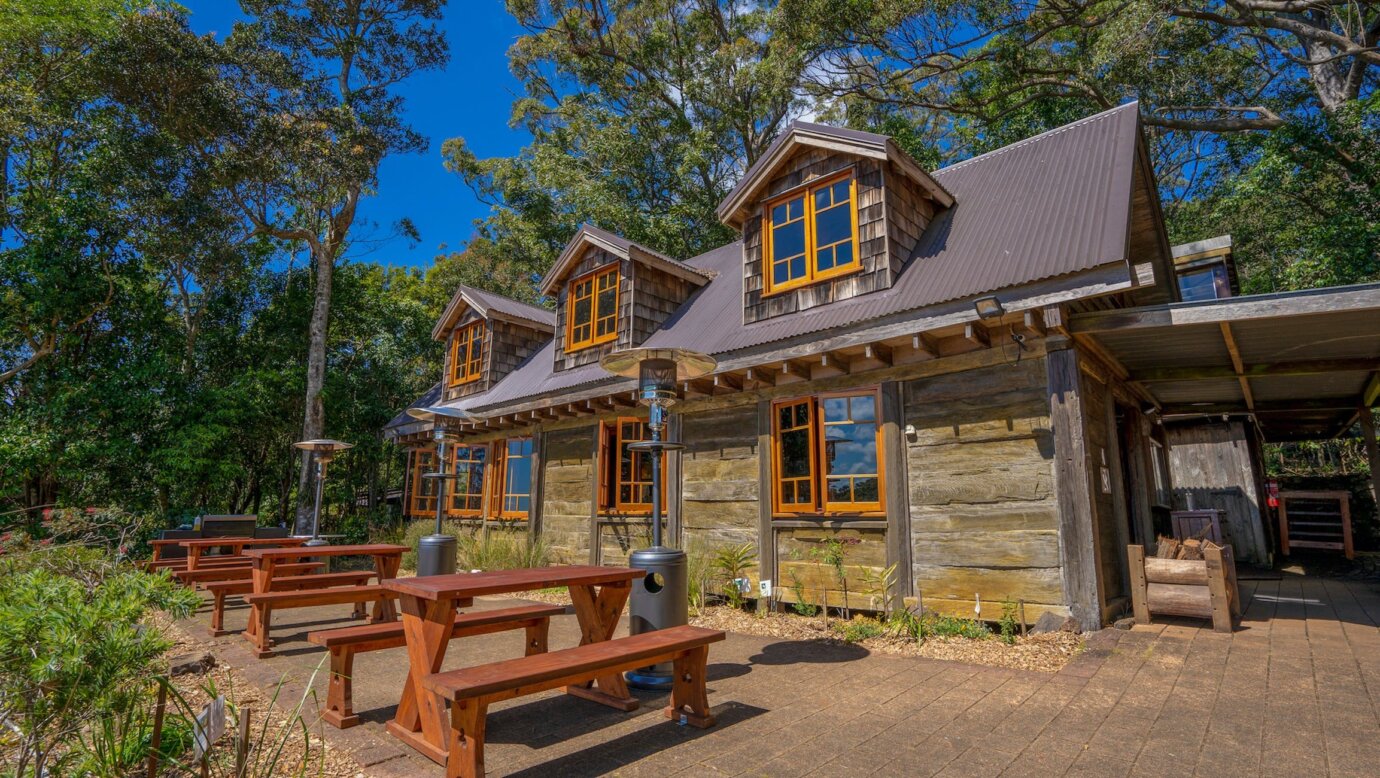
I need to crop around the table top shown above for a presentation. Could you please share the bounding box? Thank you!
[178,537,306,549]
[383,565,645,601]
[242,543,408,559]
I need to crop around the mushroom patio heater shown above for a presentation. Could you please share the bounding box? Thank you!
[292,439,355,547]
[600,347,716,690]
[406,406,476,577]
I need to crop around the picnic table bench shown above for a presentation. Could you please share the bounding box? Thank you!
[175,561,323,588]
[240,544,407,658]
[425,624,724,778]
[308,603,565,728]
[381,565,647,765]
[205,570,374,636]
[181,536,308,572]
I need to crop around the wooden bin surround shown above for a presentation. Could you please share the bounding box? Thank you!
[1127,544,1240,633]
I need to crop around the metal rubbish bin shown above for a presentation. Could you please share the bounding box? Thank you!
[417,533,457,577]
[625,545,689,690]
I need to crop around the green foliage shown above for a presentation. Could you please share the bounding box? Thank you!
[809,536,860,620]
[0,556,199,776]
[787,567,819,617]
[887,609,992,643]
[998,602,1020,645]
[685,540,714,616]
[712,543,758,610]
[458,529,552,571]
[861,561,898,620]
[74,681,196,778]
[833,616,885,643]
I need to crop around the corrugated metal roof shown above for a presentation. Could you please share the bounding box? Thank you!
[390,102,1145,425]
[537,224,713,296]
[431,283,555,341]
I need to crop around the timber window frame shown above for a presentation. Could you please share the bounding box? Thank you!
[490,437,534,520]
[770,387,884,518]
[447,444,488,517]
[762,171,861,296]
[566,263,620,352]
[597,418,666,515]
[449,320,485,386]
[408,447,439,516]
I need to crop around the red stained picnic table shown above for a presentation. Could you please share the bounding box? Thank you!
[381,565,645,765]
[239,544,408,655]
[179,536,307,571]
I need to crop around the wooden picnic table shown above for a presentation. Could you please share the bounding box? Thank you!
[240,544,408,656]
[381,565,645,765]
[179,536,307,571]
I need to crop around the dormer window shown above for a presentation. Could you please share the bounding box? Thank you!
[567,263,619,351]
[449,320,484,386]
[764,173,859,295]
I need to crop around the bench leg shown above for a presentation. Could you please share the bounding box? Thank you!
[209,590,233,637]
[247,604,273,658]
[352,599,367,620]
[524,619,549,656]
[664,645,715,728]
[445,698,487,778]
[323,647,360,729]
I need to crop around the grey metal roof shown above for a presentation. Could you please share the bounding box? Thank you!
[431,283,555,341]
[383,381,442,435]
[537,224,712,296]
[390,102,1147,426]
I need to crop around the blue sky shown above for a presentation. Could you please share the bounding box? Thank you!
[180,1,529,269]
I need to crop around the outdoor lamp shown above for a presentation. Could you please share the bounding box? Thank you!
[406,405,476,576]
[600,347,716,689]
[292,439,355,547]
[974,295,1005,319]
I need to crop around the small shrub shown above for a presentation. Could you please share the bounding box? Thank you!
[712,543,757,609]
[810,536,860,620]
[685,541,714,615]
[787,568,819,617]
[998,601,1020,645]
[834,616,885,643]
[886,609,993,642]
[459,529,551,570]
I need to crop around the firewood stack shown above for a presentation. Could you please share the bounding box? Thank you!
[1154,528,1220,561]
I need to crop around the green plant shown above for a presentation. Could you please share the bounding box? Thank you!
[787,568,819,617]
[810,536,860,620]
[458,529,551,570]
[886,608,993,643]
[834,616,885,643]
[685,541,714,616]
[998,602,1020,645]
[74,679,195,777]
[712,543,757,609]
[861,562,898,620]
[0,559,199,776]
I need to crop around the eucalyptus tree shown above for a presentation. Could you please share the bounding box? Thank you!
[220,0,448,529]
[444,0,813,283]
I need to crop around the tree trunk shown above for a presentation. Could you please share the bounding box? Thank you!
[293,243,335,534]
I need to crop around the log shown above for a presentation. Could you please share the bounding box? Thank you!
[1145,582,1213,619]
[1143,558,1209,586]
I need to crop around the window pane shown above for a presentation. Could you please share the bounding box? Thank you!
[790,255,805,281]
[773,261,790,285]
[832,241,853,267]
[778,404,794,430]
[827,478,851,503]
[573,296,592,326]
[1177,264,1229,302]
[822,396,848,422]
[824,424,877,476]
[851,394,875,422]
[794,403,810,427]
[853,477,879,503]
[814,201,852,247]
[596,284,617,319]
[772,220,806,266]
[771,202,788,223]
[781,428,811,478]
[797,480,811,503]
[507,456,531,496]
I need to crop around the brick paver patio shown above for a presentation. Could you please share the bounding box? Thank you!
[184,571,1380,777]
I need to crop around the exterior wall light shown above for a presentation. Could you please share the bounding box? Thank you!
[974,295,1005,319]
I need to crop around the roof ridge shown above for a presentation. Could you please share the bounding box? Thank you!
[936,101,1139,176]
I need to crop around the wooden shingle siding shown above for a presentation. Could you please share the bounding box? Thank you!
[742,149,934,324]
[443,310,488,402]
[490,319,547,382]
[553,246,631,372]
[631,262,692,345]
[905,358,1069,621]
[539,425,596,563]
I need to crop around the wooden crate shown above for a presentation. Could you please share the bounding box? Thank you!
[1128,544,1240,633]
[1278,490,1353,559]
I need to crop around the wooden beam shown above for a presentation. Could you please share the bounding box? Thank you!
[810,352,849,380]
[1218,322,1254,410]
[964,323,991,349]
[851,343,893,373]
[743,366,776,389]
[1043,304,1069,337]
[1022,309,1047,338]
[1046,336,1104,632]
[682,379,713,399]
[893,333,938,365]
[1159,399,1360,415]
[1070,283,1380,334]
[711,373,742,394]
[776,359,808,385]
[1360,407,1380,510]
[1363,372,1380,408]
[1132,358,1380,382]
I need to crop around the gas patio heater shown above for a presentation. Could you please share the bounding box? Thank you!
[406,406,475,576]
[599,347,716,690]
[292,439,355,547]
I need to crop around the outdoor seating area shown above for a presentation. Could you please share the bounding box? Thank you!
[161,537,728,777]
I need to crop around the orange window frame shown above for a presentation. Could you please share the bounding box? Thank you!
[770,389,885,517]
[408,447,439,517]
[447,444,487,517]
[598,418,666,515]
[762,171,861,296]
[449,321,484,386]
[490,437,534,520]
[566,264,620,352]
